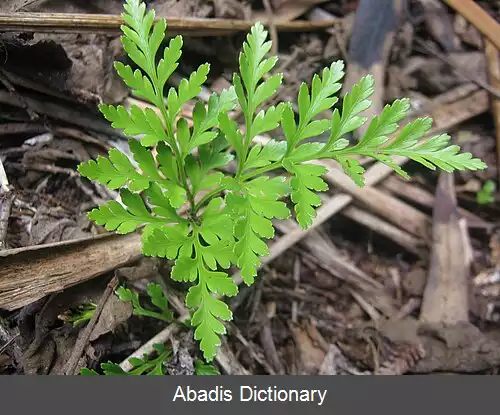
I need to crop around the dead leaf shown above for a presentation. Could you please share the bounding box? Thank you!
[89,294,132,342]
[253,0,329,23]
[116,257,159,282]
[211,0,252,19]
[288,319,327,374]
[29,207,89,245]
[415,0,461,52]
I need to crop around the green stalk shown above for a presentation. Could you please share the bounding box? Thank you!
[193,186,225,213]
[235,96,254,179]
[241,160,282,181]
[129,349,171,375]
[139,27,196,212]
[133,307,171,322]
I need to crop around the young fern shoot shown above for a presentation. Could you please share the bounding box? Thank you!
[78,0,487,361]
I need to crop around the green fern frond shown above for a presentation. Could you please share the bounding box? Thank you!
[78,0,488,363]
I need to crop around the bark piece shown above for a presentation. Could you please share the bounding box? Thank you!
[420,173,470,324]
[0,233,142,310]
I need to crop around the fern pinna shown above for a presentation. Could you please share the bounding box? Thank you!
[78,0,487,361]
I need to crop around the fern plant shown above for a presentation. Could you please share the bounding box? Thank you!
[81,345,219,376]
[476,180,496,205]
[80,283,220,375]
[78,0,487,361]
[82,343,172,376]
[116,282,173,322]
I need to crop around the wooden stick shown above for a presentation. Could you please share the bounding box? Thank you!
[318,160,432,240]
[342,205,425,256]
[0,12,339,36]
[382,176,489,228]
[0,122,47,136]
[484,39,500,184]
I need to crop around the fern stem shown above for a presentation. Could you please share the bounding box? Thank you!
[134,308,172,322]
[241,160,282,181]
[129,349,171,375]
[193,186,225,213]
[152,93,195,210]
[158,105,195,213]
[136,20,196,211]
[235,101,254,179]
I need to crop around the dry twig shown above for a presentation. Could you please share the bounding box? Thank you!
[62,276,119,375]
[0,12,339,36]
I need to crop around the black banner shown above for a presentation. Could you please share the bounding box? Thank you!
[0,376,491,415]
